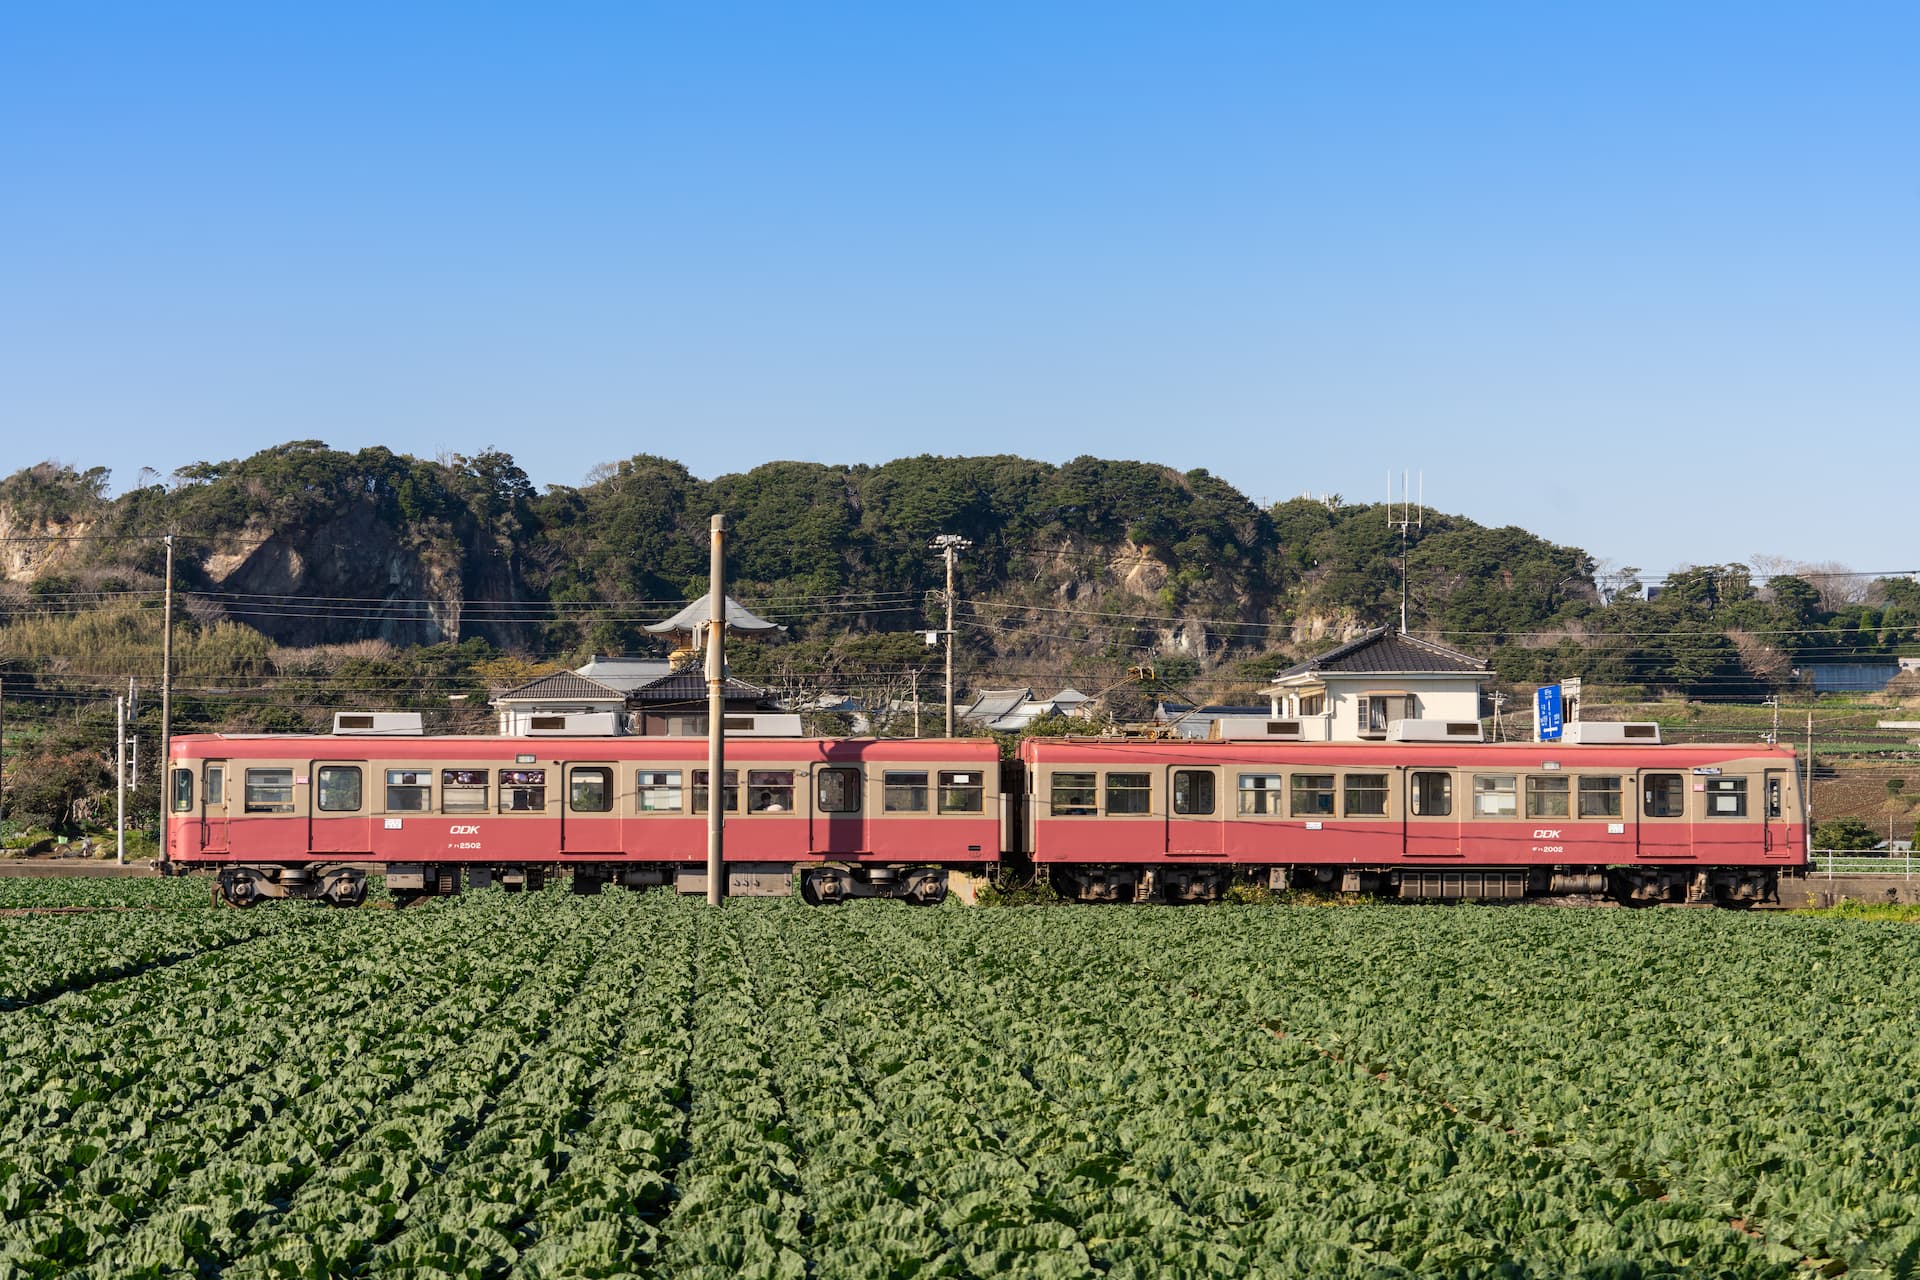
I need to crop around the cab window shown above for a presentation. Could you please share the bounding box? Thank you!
[171,768,194,813]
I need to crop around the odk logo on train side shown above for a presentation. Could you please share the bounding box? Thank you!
[449,825,481,835]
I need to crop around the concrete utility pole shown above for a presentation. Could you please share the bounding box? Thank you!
[706,515,727,907]
[1,676,6,826]
[931,534,970,737]
[158,534,174,864]
[115,694,126,865]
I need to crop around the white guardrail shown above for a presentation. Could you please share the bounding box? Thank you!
[1806,850,1918,879]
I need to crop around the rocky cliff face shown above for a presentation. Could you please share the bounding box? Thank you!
[189,505,526,649]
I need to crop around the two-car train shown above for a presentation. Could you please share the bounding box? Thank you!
[165,725,1806,908]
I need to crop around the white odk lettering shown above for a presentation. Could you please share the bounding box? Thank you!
[1531,829,1561,839]
[449,825,481,835]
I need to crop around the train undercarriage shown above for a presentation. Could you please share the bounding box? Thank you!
[1045,863,1780,907]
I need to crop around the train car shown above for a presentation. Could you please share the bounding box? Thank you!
[166,731,1002,907]
[1020,737,1805,905]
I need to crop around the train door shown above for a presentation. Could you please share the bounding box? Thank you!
[1763,769,1795,861]
[1404,768,1462,857]
[201,762,230,852]
[1165,766,1224,855]
[561,764,622,854]
[1636,770,1693,858]
[813,765,867,856]
[309,762,370,855]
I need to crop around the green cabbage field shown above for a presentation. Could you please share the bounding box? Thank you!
[3,883,1918,1278]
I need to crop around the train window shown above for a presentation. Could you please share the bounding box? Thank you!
[442,769,488,813]
[638,771,684,813]
[1473,775,1517,817]
[692,770,739,814]
[1578,776,1623,818]
[244,768,295,814]
[1238,773,1283,815]
[749,771,795,813]
[1051,772,1096,816]
[1173,770,1216,815]
[171,769,194,812]
[385,770,430,812]
[939,771,985,813]
[1644,774,1686,818]
[885,771,930,812]
[1344,773,1389,817]
[570,768,613,813]
[1705,777,1748,817]
[1290,774,1335,817]
[818,768,861,813]
[316,766,362,812]
[1410,771,1451,816]
[500,769,547,812]
[206,767,224,806]
[1767,777,1783,819]
[1525,776,1569,818]
[1105,772,1151,816]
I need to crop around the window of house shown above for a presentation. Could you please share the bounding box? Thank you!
[1173,770,1215,815]
[171,768,194,813]
[1411,771,1452,816]
[749,770,795,813]
[316,766,362,813]
[1644,774,1686,818]
[638,771,683,813]
[818,767,861,813]
[243,768,295,814]
[1473,775,1517,817]
[1525,775,1570,818]
[385,769,430,812]
[442,769,488,813]
[1050,772,1096,816]
[1291,774,1335,817]
[570,767,613,813]
[1299,693,1326,716]
[500,769,547,812]
[939,770,984,813]
[1238,773,1284,815]
[1106,772,1151,815]
[1344,773,1389,817]
[1578,776,1623,818]
[1705,776,1748,817]
[1359,695,1414,737]
[692,770,738,814]
[884,771,930,813]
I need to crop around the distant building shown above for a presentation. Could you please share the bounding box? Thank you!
[1262,628,1488,742]
[959,686,1098,733]
[491,672,627,736]
[1799,662,1901,694]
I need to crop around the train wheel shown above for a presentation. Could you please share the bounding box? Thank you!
[218,871,260,910]
[322,872,367,909]
[800,867,848,906]
[902,869,949,906]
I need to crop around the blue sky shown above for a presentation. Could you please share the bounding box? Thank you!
[2,2,1914,578]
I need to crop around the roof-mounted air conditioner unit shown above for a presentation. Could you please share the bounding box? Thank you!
[520,712,623,737]
[1211,717,1304,741]
[332,712,424,736]
[665,713,805,737]
[1388,719,1484,742]
[1561,721,1662,744]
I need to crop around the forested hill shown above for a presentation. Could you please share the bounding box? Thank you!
[2,441,1916,714]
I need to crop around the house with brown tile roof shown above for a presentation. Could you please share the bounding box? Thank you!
[1262,628,1488,742]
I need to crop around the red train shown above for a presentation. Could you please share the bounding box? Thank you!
[165,729,1805,908]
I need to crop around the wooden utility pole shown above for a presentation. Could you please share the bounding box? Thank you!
[931,534,969,737]
[158,534,174,864]
[0,675,6,825]
[706,515,727,907]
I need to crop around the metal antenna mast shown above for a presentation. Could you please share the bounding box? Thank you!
[1387,470,1423,634]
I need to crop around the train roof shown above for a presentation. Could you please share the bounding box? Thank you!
[167,733,1001,763]
[1017,736,1798,766]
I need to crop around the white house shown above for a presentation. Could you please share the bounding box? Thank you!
[1261,628,1488,742]
[491,671,628,736]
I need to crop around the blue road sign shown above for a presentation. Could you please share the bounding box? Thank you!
[1536,685,1563,741]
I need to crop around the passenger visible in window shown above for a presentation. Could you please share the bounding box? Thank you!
[754,790,786,813]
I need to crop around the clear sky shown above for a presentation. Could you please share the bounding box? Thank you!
[2,2,1914,578]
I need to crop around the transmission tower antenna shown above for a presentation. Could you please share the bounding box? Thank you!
[1387,470,1423,634]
